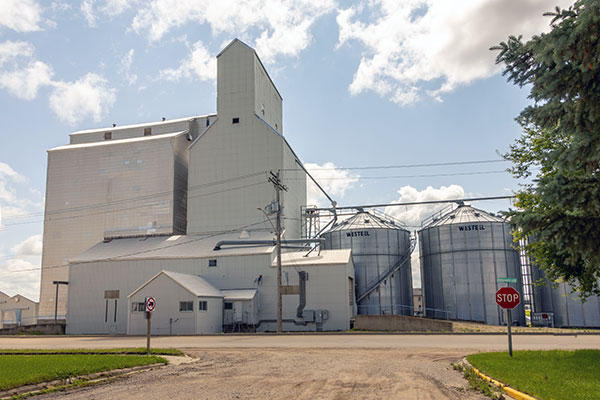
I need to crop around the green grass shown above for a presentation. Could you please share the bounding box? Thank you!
[0,348,183,356]
[0,354,167,391]
[467,350,600,400]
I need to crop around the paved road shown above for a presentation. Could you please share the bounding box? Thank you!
[1,333,599,351]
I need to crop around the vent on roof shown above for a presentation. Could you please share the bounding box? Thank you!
[364,219,370,224]
[232,117,239,124]
[474,212,480,217]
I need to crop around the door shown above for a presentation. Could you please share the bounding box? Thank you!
[233,301,243,323]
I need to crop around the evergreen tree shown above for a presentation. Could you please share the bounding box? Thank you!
[493,0,600,296]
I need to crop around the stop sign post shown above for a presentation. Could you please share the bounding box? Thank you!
[496,286,520,357]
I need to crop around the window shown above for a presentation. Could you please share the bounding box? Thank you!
[206,119,210,127]
[224,302,233,310]
[208,259,217,267]
[179,301,193,312]
[132,302,145,312]
[232,117,239,124]
[104,132,112,140]
[144,127,151,136]
[199,301,208,311]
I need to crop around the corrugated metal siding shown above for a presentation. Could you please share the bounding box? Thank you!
[39,133,187,319]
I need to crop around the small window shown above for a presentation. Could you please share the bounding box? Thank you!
[232,118,239,124]
[179,301,193,312]
[206,119,210,127]
[208,259,217,267]
[199,301,208,311]
[144,127,151,136]
[132,302,145,312]
[104,132,112,140]
[224,302,233,310]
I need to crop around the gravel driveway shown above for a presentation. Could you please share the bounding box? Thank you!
[38,347,485,399]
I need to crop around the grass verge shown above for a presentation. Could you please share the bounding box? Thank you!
[467,350,600,400]
[0,354,166,391]
[0,348,183,356]
[452,363,504,399]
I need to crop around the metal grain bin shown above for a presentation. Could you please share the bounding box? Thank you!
[529,265,600,328]
[419,205,525,325]
[322,211,413,315]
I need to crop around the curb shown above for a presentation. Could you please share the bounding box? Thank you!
[467,363,537,400]
[0,362,165,399]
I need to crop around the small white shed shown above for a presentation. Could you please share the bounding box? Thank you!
[127,270,223,335]
[0,294,38,328]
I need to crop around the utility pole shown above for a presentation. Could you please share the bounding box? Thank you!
[52,280,69,325]
[269,170,287,333]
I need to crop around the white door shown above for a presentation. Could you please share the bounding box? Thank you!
[233,301,243,322]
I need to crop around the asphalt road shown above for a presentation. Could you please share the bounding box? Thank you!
[1,333,599,351]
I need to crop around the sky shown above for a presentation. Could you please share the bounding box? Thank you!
[0,0,572,300]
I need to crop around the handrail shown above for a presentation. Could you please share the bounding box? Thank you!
[356,233,417,303]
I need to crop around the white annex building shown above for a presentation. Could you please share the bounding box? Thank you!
[39,39,356,334]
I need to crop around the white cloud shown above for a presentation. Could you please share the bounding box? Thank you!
[0,41,117,122]
[0,258,40,301]
[81,0,138,26]
[0,40,54,100]
[0,41,35,66]
[305,162,359,207]
[49,73,116,124]
[384,184,465,227]
[0,163,42,226]
[120,48,138,85]
[0,61,53,100]
[0,0,43,32]
[0,162,26,183]
[160,40,216,82]
[131,0,334,64]
[337,0,574,105]
[11,234,43,257]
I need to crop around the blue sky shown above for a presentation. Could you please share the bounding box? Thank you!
[0,0,572,299]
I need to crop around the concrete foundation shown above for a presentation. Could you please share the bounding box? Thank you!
[354,315,453,332]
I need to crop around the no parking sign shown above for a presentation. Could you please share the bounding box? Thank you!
[145,296,156,312]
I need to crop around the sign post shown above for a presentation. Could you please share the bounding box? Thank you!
[495,287,520,357]
[145,297,156,354]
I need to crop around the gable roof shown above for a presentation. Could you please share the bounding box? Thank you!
[217,38,282,101]
[128,270,223,298]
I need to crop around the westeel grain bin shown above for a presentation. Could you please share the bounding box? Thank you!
[530,266,600,327]
[419,205,525,325]
[323,211,413,315]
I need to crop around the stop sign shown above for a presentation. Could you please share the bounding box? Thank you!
[496,287,520,309]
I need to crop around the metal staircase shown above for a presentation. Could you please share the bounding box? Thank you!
[356,233,417,303]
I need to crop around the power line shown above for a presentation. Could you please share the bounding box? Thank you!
[2,171,267,222]
[293,159,509,171]
[1,180,268,228]
[292,170,508,180]
[2,158,512,223]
